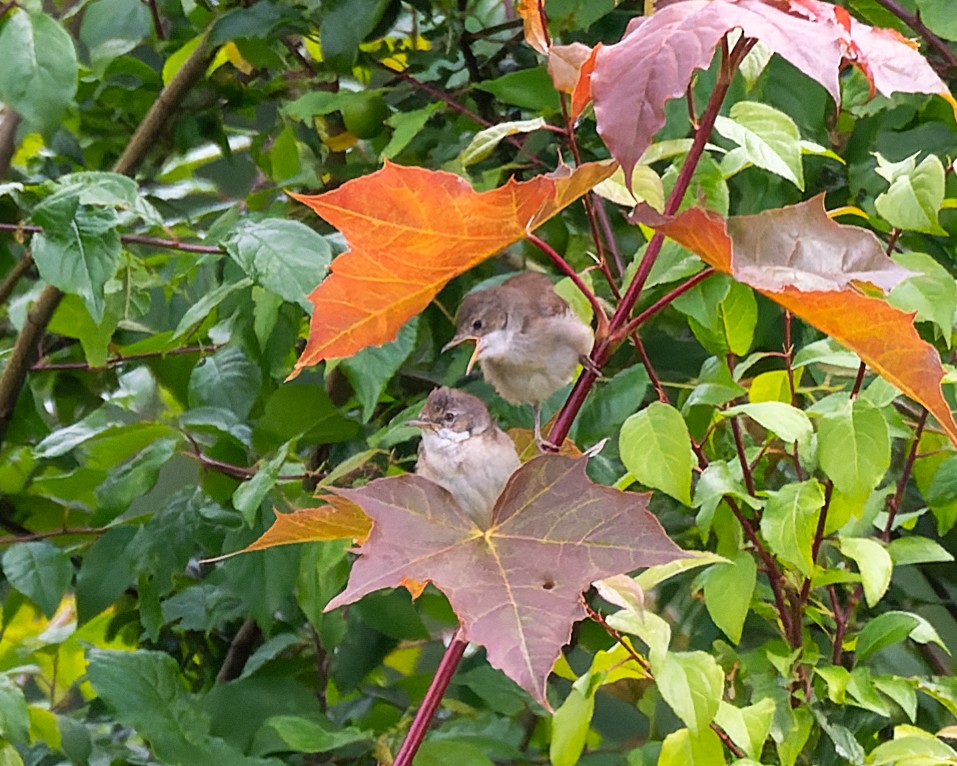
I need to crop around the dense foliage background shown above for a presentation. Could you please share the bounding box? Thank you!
[2,0,957,764]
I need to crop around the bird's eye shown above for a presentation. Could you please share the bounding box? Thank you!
[443,412,455,423]
[471,319,483,331]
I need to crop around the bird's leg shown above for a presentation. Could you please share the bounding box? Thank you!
[533,403,560,453]
[579,354,606,380]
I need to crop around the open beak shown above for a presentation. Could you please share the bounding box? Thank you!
[442,334,483,375]
[406,417,433,430]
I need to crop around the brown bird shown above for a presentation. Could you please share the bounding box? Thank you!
[443,272,594,444]
[408,387,521,524]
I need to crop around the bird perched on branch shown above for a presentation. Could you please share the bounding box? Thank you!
[443,272,595,445]
[409,387,520,524]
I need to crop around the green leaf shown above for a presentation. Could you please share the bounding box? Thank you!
[655,651,723,734]
[79,0,151,75]
[340,317,418,422]
[856,611,947,661]
[233,442,292,527]
[572,365,649,447]
[258,715,369,753]
[868,728,957,766]
[873,676,918,722]
[634,551,728,591]
[713,697,774,760]
[0,11,77,132]
[460,118,547,168]
[840,536,892,608]
[813,708,866,766]
[1,541,73,617]
[474,67,561,112]
[817,398,890,500]
[253,383,360,450]
[94,438,179,517]
[748,369,798,404]
[31,205,122,323]
[318,0,394,71]
[382,102,442,159]
[161,583,246,631]
[605,609,671,669]
[684,356,746,409]
[775,707,813,766]
[550,686,595,766]
[222,219,332,313]
[760,480,825,576]
[188,346,263,419]
[889,252,956,342]
[916,0,957,40]
[47,293,119,368]
[701,551,756,644]
[714,101,804,189]
[75,526,139,623]
[874,152,947,235]
[172,277,254,340]
[86,649,281,766]
[888,536,954,566]
[620,402,694,505]
[0,678,30,742]
[658,727,724,766]
[722,402,812,446]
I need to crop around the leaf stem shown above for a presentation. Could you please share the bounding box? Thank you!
[546,38,747,447]
[393,628,468,766]
[31,344,218,372]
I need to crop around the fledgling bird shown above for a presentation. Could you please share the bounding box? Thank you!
[443,272,595,444]
[408,387,521,524]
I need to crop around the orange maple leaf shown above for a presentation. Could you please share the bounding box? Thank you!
[288,160,615,373]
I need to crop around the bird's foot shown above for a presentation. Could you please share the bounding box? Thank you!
[579,354,605,380]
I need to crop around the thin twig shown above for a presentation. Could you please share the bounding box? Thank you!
[730,416,757,496]
[0,526,108,546]
[617,268,716,339]
[31,344,217,371]
[0,253,33,306]
[145,0,166,40]
[883,408,927,542]
[0,110,21,181]
[0,224,225,254]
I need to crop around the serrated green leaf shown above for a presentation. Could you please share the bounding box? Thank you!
[0,11,77,132]
[702,551,756,644]
[656,651,723,734]
[550,686,594,766]
[620,402,694,505]
[223,219,331,312]
[889,251,956,343]
[1,542,72,617]
[722,401,812,445]
[173,277,254,340]
[817,398,890,500]
[31,206,121,323]
[840,536,892,607]
[340,318,418,422]
[459,118,546,167]
[188,346,262,419]
[760,480,825,576]
[714,101,804,189]
[874,152,946,235]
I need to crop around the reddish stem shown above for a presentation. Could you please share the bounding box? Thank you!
[393,629,468,766]
[547,38,748,447]
[616,267,715,339]
[883,409,927,542]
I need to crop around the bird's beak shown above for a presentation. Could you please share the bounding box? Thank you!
[465,342,482,375]
[406,417,432,430]
[442,334,483,375]
[441,333,473,353]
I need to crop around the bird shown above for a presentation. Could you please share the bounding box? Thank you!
[442,272,595,445]
[408,387,521,525]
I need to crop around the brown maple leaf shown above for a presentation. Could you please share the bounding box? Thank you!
[324,454,685,707]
